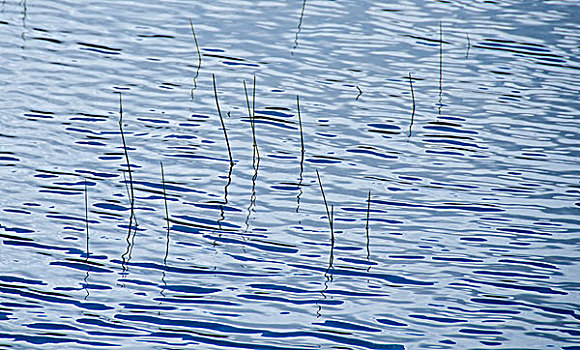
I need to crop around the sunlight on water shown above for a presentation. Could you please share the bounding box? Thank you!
[0,0,579,349]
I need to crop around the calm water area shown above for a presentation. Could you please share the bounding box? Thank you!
[0,0,579,349]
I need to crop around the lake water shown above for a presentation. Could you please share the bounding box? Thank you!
[1,0,579,349]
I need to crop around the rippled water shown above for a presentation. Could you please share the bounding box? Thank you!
[1,0,579,349]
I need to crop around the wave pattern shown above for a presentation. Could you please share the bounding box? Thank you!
[0,0,579,349]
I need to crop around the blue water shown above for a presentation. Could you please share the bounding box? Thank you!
[1,0,579,349]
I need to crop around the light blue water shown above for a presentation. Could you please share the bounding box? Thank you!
[1,0,579,349]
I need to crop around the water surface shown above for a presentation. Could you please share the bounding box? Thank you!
[1,0,579,349]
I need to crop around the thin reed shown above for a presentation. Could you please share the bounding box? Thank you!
[84,179,89,259]
[365,191,371,234]
[189,18,202,67]
[118,92,139,268]
[160,161,170,230]
[438,21,443,114]
[408,72,415,109]
[212,74,234,166]
[118,92,137,228]
[408,73,416,137]
[297,95,304,154]
[365,190,371,261]
[160,161,170,264]
[296,95,305,213]
[315,169,334,241]
[189,18,202,100]
[243,76,259,161]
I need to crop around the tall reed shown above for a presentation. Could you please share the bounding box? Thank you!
[118,92,138,269]
[243,77,259,162]
[408,72,415,137]
[366,190,371,262]
[84,178,89,259]
[438,22,443,115]
[118,92,136,224]
[297,95,305,155]
[189,18,202,100]
[295,95,305,214]
[189,19,202,68]
[160,162,170,231]
[212,74,234,166]
[160,161,170,264]
[315,169,334,241]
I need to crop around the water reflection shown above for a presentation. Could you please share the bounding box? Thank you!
[292,0,307,55]
[466,33,471,59]
[216,162,233,231]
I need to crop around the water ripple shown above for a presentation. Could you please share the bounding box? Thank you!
[0,0,578,348]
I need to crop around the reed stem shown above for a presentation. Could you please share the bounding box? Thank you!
[160,161,170,264]
[160,161,170,230]
[189,19,202,100]
[244,77,259,161]
[118,92,137,228]
[408,72,415,109]
[297,95,304,154]
[84,179,89,259]
[316,169,334,241]
[438,22,443,115]
[366,190,371,261]
[408,73,415,137]
[365,191,371,233]
[252,76,257,157]
[189,18,202,68]
[212,74,234,166]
